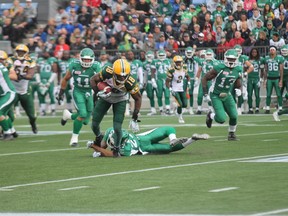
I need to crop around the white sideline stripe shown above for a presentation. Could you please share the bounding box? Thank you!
[250,208,288,216]
[263,139,279,142]
[209,187,238,192]
[133,186,160,192]
[0,214,242,216]
[29,140,46,143]
[1,153,288,190]
[58,186,89,191]
[0,188,13,191]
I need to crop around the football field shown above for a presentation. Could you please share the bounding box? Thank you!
[1,111,288,216]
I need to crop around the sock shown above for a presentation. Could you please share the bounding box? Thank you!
[228,125,237,132]
[169,133,177,141]
[0,118,10,133]
[71,113,78,120]
[73,118,83,134]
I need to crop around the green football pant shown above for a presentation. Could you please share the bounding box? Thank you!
[184,79,195,107]
[156,79,170,107]
[266,79,282,107]
[0,92,16,116]
[138,127,184,153]
[247,78,260,109]
[65,85,72,104]
[30,83,39,100]
[198,81,211,106]
[173,92,187,114]
[146,82,157,108]
[210,93,237,126]
[280,76,288,98]
[38,83,55,105]
[92,98,126,148]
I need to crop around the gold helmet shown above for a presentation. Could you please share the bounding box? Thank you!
[173,55,183,70]
[0,50,8,60]
[15,44,29,60]
[113,59,131,84]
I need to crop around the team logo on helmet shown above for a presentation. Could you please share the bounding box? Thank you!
[15,44,29,60]
[113,59,131,84]
[173,55,183,70]
[79,48,95,68]
[224,49,239,68]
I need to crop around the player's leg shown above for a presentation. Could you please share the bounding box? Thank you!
[7,108,18,138]
[164,86,171,115]
[37,87,47,116]
[156,80,164,114]
[265,79,273,113]
[274,80,283,110]
[188,80,195,114]
[196,82,203,114]
[65,85,73,112]
[254,79,261,114]
[210,95,227,124]
[146,83,156,115]
[224,94,238,141]
[48,82,56,116]
[247,78,253,113]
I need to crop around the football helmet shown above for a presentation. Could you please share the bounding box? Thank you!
[0,50,8,60]
[205,49,215,60]
[15,44,29,60]
[157,50,166,61]
[281,45,288,56]
[113,58,131,84]
[79,48,95,68]
[185,46,195,58]
[224,49,239,68]
[234,45,242,57]
[199,50,206,58]
[145,51,154,62]
[173,55,183,70]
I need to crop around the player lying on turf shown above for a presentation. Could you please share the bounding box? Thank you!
[87,126,209,157]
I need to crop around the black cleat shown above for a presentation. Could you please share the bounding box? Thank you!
[94,134,103,147]
[12,131,19,138]
[265,110,270,114]
[248,110,254,114]
[3,134,14,141]
[30,121,38,134]
[206,111,213,128]
[228,132,238,141]
[255,109,259,114]
[196,110,202,115]
[113,148,121,158]
[61,119,67,126]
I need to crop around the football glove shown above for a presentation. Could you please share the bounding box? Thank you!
[203,94,211,103]
[169,87,176,96]
[194,77,199,87]
[56,89,65,105]
[151,78,157,89]
[235,88,242,97]
[129,120,140,133]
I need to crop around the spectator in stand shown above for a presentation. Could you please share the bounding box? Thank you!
[24,0,37,30]
[92,26,107,44]
[171,2,186,28]
[130,26,145,42]
[166,35,179,54]
[236,13,248,30]
[203,12,214,31]
[115,24,131,44]
[232,0,244,14]
[2,18,15,43]
[164,24,178,40]
[274,3,286,19]
[203,23,216,41]
[207,0,219,14]
[45,37,57,54]
[102,7,114,30]
[78,0,93,14]
[181,4,198,25]
[44,19,57,41]
[266,20,278,39]
[87,0,101,8]
[101,0,113,9]
[219,0,233,15]
[126,0,137,14]
[68,9,79,25]
[130,35,144,51]
[155,33,168,50]
[204,32,217,48]
[66,1,80,15]
[212,4,227,21]
[240,21,251,40]
[148,0,159,17]
[269,32,285,49]
[213,14,225,32]
[251,19,267,40]
[70,35,87,52]
[254,30,269,55]
[217,33,229,59]
[152,25,163,42]
[263,4,274,22]
[215,25,225,44]
[54,36,70,58]
[247,8,264,31]
[33,25,48,43]
[128,15,141,33]
[243,0,256,11]
[274,12,288,30]
[178,32,193,48]
[247,2,259,19]
[11,6,28,42]
[158,0,173,25]
[228,31,245,47]
[143,33,156,51]
[55,7,69,26]
[26,38,38,52]
[242,32,256,54]
[193,32,206,49]
[9,0,21,18]
[155,14,167,32]
[135,0,151,19]
[112,0,128,14]
[280,22,288,43]
[188,16,200,32]
[112,15,128,35]
[140,16,154,34]
[56,16,74,35]
[106,36,118,51]
[233,2,247,21]
[34,39,46,54]
[191,24,202,40]
[77,6,92,27]
[224,14,235,32]
[226,21,238,42]
[171,0,181,15]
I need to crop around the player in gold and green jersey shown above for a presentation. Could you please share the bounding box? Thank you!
[280,45,288,101]
[247,48,265,114]
[151,50,172,115]
[37,50,58,116]
[202,49,242,141]
[87,126,209,157]
[57,48,101,147]
[57,51,74,112]
[90,59,142,157]
[263,45,284,114]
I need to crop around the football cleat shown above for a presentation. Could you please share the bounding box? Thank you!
[248,110,254,114]
[12,131,19,138]
[265,110,270,114]
[93,151,101,158]
[206,111,213,128]
[273,111,280,121]
[189,108,194,115]
[255,109,259,114]
[170,137,189,147]
[86,140,94,149]
[178,116,185,124]
[192,134,210,140]
[94,134,103,147]
[3,134,14,141]
[30,121,38,134]
[228,132,238,141]
[112,147,121,158]
[70,135,79,147]
[196,110,202,115]
[61,109,72,126]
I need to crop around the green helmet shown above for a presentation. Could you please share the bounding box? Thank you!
[234,45,242,56]
[205,48,214,60]
[79,48,95,68]
[224,49,239,68]
[157,49,166,61]
[185,46,195,58]
[281,45,288,56]
[145,50,154,62]
[199,50,206,58]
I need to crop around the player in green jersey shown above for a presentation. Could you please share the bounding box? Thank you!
[166,55,190,123]
[202,49,243,141]
[151,50,172,115]
[87,126,209,157]
[280,45,288,101]
[57,51,74,112]
[247,48,265,114]
[57,48,101,147]
[263,45,284,114]
[90,58,142,157]
[37,50,58,116]
[143,51,158,115]
[7,44,38,134]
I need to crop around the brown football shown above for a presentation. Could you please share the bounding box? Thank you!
[97,82,112,93]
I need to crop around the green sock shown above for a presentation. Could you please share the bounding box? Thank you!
[71,113,78,120]
[7,118,12,129]
[171,144,184,152]
[0,118,10,132]
[73,118,83,134]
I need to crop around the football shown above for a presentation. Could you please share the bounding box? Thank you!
[97,82,112,93]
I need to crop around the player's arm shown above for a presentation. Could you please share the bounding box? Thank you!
[90,73,102,93]
[91,144,113,157]
[56,70,72,104]
[279,63,283,87]
[244,60,254,75]
[8,68,18,80]
[202,69,217,95]
[165,70,172,88]
[234,77,242,89]
[131,91,142,121]
[47,62,58,87]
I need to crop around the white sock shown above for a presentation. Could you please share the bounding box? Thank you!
[228,125,237,132]
[169,133,177,141]
[210,112,215,120]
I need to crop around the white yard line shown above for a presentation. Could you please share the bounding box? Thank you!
[209,187,239,192]
[1,153,288,190]
[133,186,160,192]
[263,139,279,142]
[58,186,89,191]
[250,208,288,216]
[29,140,46,143]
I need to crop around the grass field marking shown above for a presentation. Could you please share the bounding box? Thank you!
[133,186,160,192]
[263,139,279,142]
[209,187,239,192]
[0,147,85,157]
[29,140,46,143]
[250,208,288,216]
[1,153,288,190]
[58,186,89,191]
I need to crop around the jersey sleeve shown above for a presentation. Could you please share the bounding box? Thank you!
[99,65,113,80]
[125,75,140,95]
[166,68,174,80]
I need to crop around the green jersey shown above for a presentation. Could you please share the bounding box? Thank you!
[58,58,74,78]
[151,59,171,80]
[69,59,101,92]
[143,60,153,81]
[202,59,218,76]
[248,58,265,79]
[183,57,198,80]
[129,59,143,83]
[37,57,58,81]
[263,55,284,78]
[210,61,242,95]
[0,64,15,95]
[282,56,288,79]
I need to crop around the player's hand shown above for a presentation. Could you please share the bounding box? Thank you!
[129,120,140,133]
[151,79,157,89]
[139,83,144,90]
[203,94,211,103]
[56,89,65,105]
[97,90,111,99]
[169,87,176,96]
[235,88,242,97]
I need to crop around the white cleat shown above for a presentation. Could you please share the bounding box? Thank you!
[93,151,101,158]
[61,109,72,126]
[69,136,79,147]
[147,111,157,116]
[192,133,210,140]
[273,111,280,122]
[170,137,189,147]
[237,108,242,115]
[189,108,194,115]
[86,140,94,149]
[178,116,185,124]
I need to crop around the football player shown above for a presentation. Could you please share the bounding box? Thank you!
[280,45,288,102]
[151,50,172,115]
[90,58,142,157]
[166,55,190,123]
[87,126,209,157]
[263,45,284,114]
[57,48,101,147]
[202,49,243,141]
[7,44,38,134]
